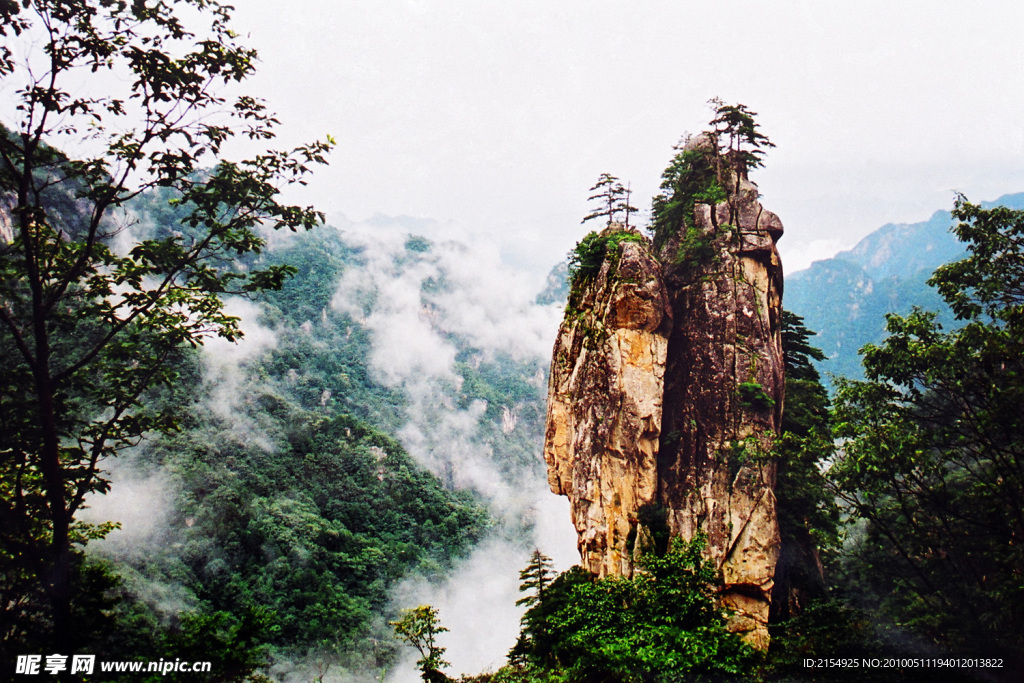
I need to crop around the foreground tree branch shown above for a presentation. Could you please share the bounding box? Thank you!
[0,0,332,651]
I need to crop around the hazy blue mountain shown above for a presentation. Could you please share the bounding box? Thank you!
[536,261,569,305]
[786,192,1024,386]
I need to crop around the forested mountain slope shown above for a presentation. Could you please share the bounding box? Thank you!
[71,193,560,679]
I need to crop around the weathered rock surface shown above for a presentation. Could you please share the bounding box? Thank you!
[544,228,671,578]
[657,168,784,650]
[544,156,785,648]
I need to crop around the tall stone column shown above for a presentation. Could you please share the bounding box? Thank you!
[657,168,784,650]
[543,143,785,649]
[544,228,671,578]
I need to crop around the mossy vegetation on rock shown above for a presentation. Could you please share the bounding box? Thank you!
[567,229,646,286]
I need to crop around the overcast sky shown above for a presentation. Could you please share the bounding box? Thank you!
[229,0,1024,274]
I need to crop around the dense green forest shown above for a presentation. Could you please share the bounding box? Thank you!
[2,175,562,678]
[86,216,500,668]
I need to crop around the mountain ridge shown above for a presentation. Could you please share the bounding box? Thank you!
[785,191,1024,384]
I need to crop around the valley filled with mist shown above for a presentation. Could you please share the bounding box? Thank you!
[71,196,586,680]
[5,144,1023,681]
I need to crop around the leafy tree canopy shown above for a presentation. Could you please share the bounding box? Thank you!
[391,605,451,683]
[829,196,1024,661]
[507,538,754,682]
[0,0,331,651]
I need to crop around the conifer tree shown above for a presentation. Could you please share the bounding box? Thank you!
[707,99,775,176]
[771,311,838,623]
[582,173,638,228]
[516,549,555,609]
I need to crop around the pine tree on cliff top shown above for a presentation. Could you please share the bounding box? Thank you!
[582,172,638,228]
[651,100,774,247]
[708,98,776,176]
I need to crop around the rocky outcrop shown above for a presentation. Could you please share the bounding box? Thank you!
[544,229,671,578]
[544,141,785,648]
[656,165,784,650]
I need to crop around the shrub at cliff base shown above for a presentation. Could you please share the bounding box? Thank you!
[502,537,755,683]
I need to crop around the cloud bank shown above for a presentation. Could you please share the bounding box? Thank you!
[331,218,578,677]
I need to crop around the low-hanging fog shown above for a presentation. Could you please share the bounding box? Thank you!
[331,217,579,679]
[84,212,581,680]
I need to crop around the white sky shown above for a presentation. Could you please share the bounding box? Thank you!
[228,0,1024,274]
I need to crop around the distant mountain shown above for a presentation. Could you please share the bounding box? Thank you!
[536,261,569,306]
[785,192,1024,386]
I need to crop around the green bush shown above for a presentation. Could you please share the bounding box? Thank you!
[511,538,755,682]
[738,381,775,411]
[567,230,645,283]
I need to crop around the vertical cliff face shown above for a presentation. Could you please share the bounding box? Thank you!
[544,135,785,648]
[657,164,784,649]
[545,228,671,578]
